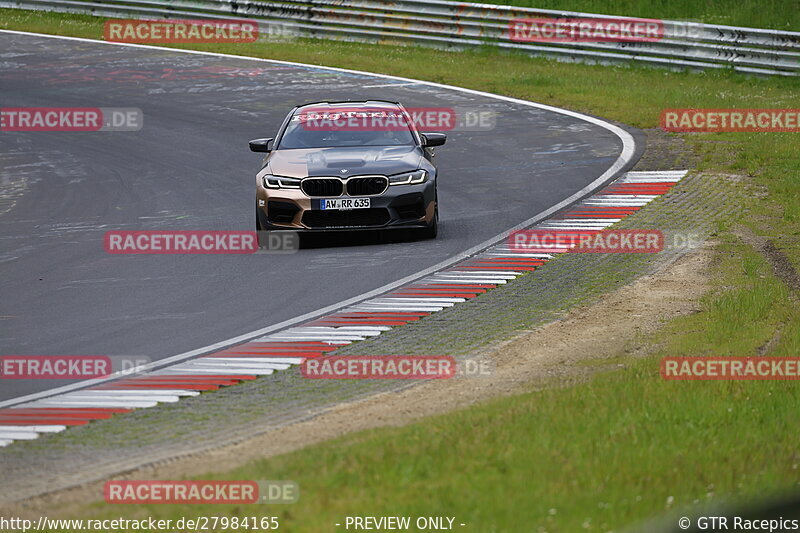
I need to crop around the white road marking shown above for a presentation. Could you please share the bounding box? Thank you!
[616,177,683,183]
[537,223,615,229]
[0,431,38,440]
[621,170,687,178]
[370,297,463,304]
[432,276,514,283]
[202,357,304,365]
[57,393,181,403]
[349,305,445,312]
[193,359,292,370]
[592,194,660,200]
[250,338,351,344]
[0,425,67,433]
[583,200,653,206]
[485,252,555,258]
[93,389,200,397]
[284,327,386,335]
[24,399,158,408]
[352,302,446,309]
[438,271,520,277]
[423,278,507,284]
[163,366,274,375]
[268,333,372,339]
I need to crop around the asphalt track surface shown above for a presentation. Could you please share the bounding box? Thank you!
[0,32,639,402]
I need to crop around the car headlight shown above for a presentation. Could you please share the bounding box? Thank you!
[388,169,427,186]
[262,175,301,189]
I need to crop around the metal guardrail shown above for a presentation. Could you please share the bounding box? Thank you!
[3,0,799,76]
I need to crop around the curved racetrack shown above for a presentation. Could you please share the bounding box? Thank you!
[0,32,641,402]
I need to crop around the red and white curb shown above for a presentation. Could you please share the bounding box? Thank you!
[0,170,688,447]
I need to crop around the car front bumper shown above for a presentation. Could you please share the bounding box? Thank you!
[256,180,436,232]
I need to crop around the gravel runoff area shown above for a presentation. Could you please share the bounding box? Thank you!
[0,129,736,505]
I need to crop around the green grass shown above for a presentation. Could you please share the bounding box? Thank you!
[477,0,799,31]
[2,8,800,532]
[73,358,800,532]
[659,235,796,358]
[66,227,800,533]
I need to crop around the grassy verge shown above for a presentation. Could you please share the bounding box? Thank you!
[3,8,800,532]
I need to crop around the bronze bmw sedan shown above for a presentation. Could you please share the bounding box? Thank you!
[249,100,445,239]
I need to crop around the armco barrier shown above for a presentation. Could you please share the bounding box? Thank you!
[1,0,798,73]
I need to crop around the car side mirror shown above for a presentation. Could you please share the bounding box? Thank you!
[421,133,446,147]
[249,138,274,153]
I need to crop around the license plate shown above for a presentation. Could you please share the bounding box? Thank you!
[320,198,370,210]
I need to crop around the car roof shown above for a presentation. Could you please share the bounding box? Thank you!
[294,100,403,113]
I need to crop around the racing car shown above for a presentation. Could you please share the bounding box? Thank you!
[250,100,445,239]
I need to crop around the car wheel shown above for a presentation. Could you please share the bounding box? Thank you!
[420,205,438,239]
[256,207,268,248]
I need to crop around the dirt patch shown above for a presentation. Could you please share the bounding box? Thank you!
[736,225,800,294]
[763,240,800,293]
[4,244,714,518]
[631,128,701,171]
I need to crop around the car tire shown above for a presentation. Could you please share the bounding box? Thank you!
[420,205,438,239]
[256,207,268,248]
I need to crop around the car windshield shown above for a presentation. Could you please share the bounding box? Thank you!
[278,108,416,149]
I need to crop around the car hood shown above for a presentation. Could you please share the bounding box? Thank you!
[266,146,423,179]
